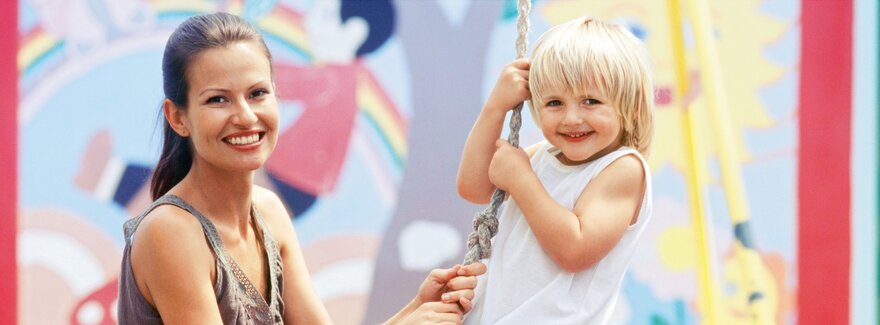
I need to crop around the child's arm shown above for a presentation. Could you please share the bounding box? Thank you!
[458,59,531,204]
[489,141,646,272]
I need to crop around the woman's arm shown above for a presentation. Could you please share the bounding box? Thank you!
[386,301,464,325]
[129,205,224,324]
[489,143,646,272]
[457,59,531,204]
[254,186,333,325]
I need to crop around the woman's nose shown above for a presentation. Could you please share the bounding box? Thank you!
[232,100,258,127]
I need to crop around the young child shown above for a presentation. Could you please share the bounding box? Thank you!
[457,17,654,324]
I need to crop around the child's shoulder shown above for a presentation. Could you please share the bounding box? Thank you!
[525,140,549,158]
[593,148,648,190]
[605,153,644,175]
[600,146,646,172]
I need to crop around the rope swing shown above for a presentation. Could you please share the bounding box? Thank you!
[463,0,531,266]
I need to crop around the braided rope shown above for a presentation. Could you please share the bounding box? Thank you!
[463,0,530,266]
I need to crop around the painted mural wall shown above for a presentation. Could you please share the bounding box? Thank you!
[8,0,877,324]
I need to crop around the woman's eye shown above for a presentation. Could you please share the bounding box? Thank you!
[206,96,227,104]
[250,89,269,99]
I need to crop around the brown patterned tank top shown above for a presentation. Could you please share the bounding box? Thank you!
[118,195,285,324]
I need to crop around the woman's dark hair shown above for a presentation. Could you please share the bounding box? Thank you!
[151,12,272,200]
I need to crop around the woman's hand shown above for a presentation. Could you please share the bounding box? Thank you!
[484,58,531,115]
[417,262,487,313]
[397,302,463,325]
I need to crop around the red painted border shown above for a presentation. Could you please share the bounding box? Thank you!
[798,0,852,323]
[0,0,16,322]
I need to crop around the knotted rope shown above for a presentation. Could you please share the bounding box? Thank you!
[463,0,530,265]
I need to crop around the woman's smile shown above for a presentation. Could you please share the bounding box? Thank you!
[222,131,266,151]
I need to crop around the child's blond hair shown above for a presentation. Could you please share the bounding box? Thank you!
[529,17,654,157]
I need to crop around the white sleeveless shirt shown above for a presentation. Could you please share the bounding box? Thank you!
[464,143,652,324]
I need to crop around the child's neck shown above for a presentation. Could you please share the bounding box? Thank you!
[556,144,623,166]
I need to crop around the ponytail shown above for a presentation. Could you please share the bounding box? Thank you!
[150,121,192,200]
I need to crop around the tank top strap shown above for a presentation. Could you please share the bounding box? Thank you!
[592,147,642,173]
[557,146,647,201]
[531,140,553,160]
[122,195,191,246]
[161,195,230,261]
[593,147,651,187]
[250,205,285,316]
[122,194,229,263]
[250,205,281,263]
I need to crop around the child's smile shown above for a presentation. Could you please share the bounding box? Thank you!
[559,130,594,143]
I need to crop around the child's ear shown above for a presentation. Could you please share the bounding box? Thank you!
[163,99,190,137]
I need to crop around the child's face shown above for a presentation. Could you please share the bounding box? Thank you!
[536,84,622,165]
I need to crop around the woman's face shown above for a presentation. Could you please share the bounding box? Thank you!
[177,41,279,173]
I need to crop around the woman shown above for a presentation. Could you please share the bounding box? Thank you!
[118,13,482,324]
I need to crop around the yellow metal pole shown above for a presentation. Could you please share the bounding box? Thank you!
[683,0,773,323]
[666,0,722,323]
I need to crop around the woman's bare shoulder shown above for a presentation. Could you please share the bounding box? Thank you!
[129,203,216,304]
[252,185,296,245]
[134,204,209,249]
[253,185,290,220]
